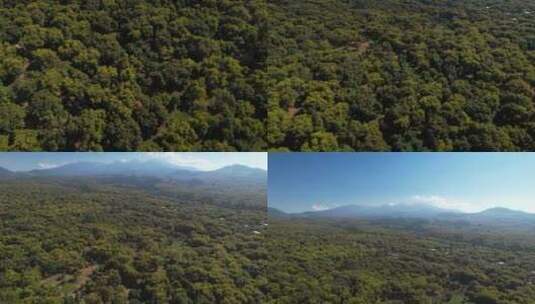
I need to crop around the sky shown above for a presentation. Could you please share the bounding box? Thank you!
[269,153,535,214]
[0,153,267,172]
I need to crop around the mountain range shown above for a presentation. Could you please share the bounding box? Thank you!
[0,161,267,184]
[300,203,456,219]
[269,204,535,227]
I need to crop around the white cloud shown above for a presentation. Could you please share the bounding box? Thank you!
[312,203,329,211]
[144,152,267,171]
[145,153,215,171]
[409,195,482,213]
[37,162,62,169]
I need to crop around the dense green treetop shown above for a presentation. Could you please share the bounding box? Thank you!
[0,176,267,303]
[265,216,535,303]
[2,0,534,151]
[0,0,267,151]
[267,0,535,151]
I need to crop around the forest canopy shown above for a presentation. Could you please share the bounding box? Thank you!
[265,216,535,304]
[0,0,268,151]
[267,0,535,151]
[1,0,534,151]
[0,175,267,303]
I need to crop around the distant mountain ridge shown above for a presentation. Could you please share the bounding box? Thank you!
[300,203,458,219]
[0,162,267,209]
[0,161,267,184]
[268,207,289,218]
[0,167,14,178]
[170,164,266,182]
[270,204,535,227]
[0,167,12,174]
[440,207,535,227]
[28,160,198,177]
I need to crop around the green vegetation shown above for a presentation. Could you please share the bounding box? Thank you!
[0,177,267,303]
[2,0,534,151]
[0,1,267,151]
[265,217,535,303]
[267,0,535,151]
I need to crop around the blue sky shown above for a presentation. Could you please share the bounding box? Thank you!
[0,153,267,171]
[269,153,535,214]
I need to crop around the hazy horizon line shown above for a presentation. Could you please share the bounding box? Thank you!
[272,202,535,215]
[1,159,267,173]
